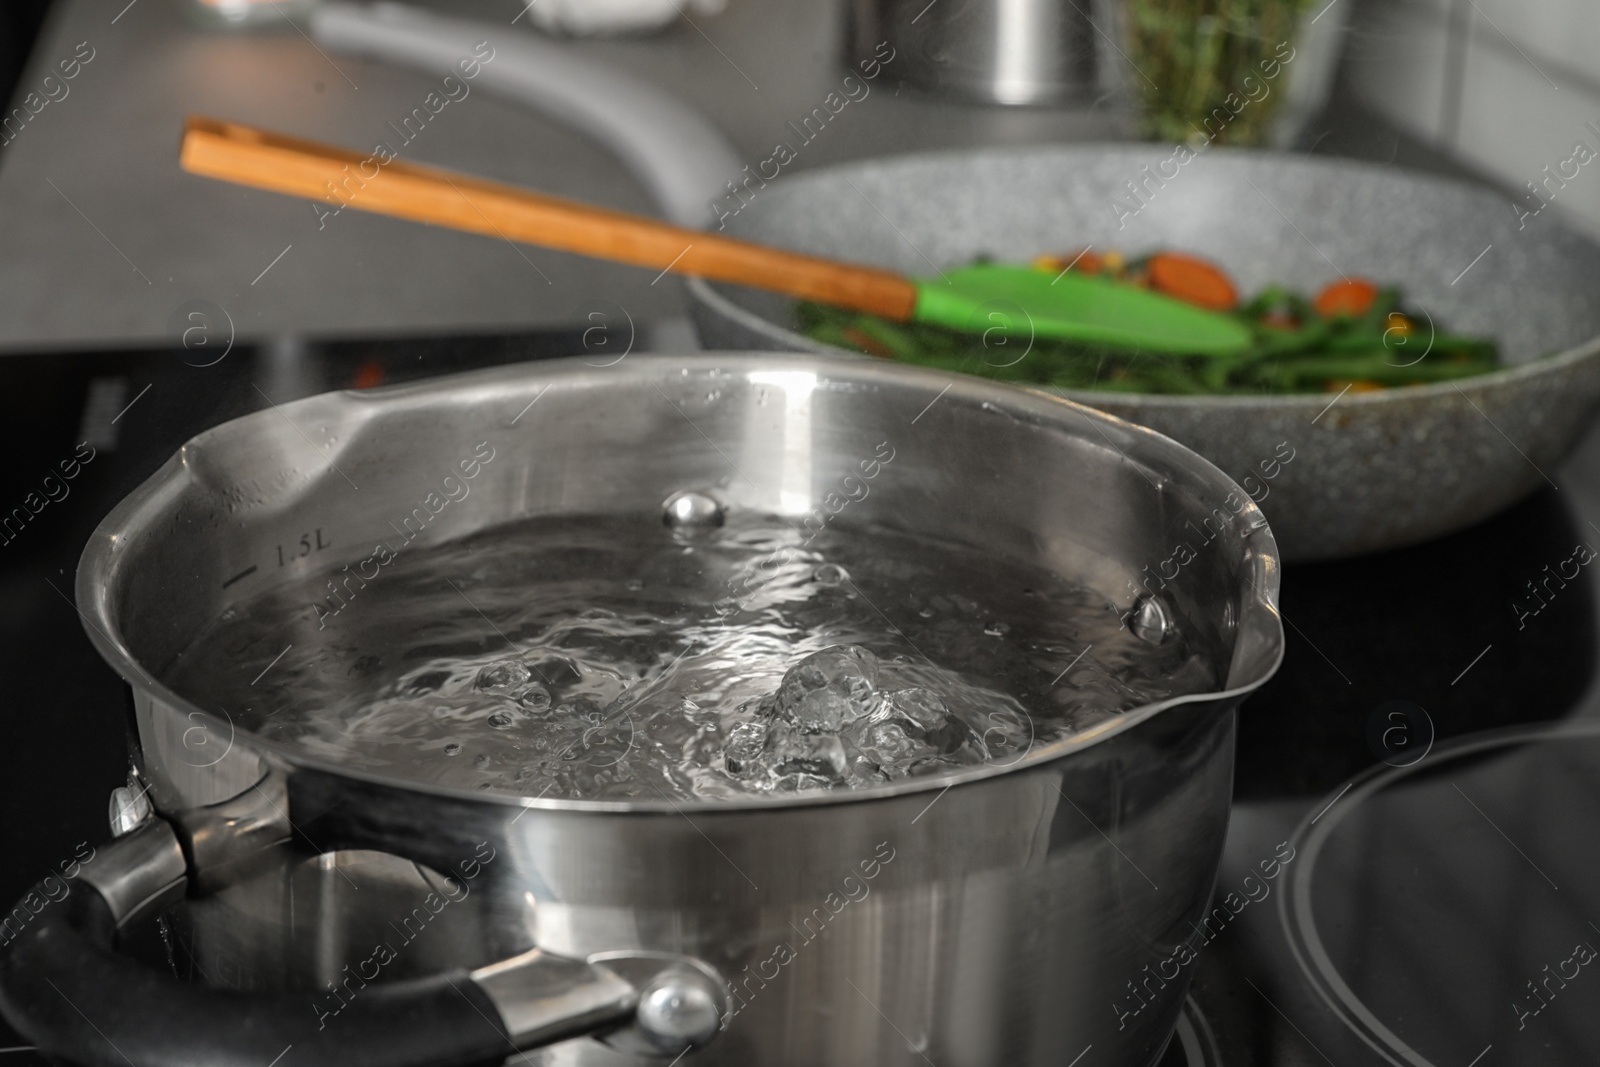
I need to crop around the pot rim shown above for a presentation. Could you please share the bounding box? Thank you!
[75,352,1284,815]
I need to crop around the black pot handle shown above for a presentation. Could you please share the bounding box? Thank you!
[0,819,726,1067]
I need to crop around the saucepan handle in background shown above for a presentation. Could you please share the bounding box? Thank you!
[0,816,725,1066]
[310,2,742,230]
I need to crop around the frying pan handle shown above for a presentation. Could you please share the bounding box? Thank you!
[0,815,725,1066]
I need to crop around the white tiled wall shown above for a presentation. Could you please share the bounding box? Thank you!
[1346,0,1600,238]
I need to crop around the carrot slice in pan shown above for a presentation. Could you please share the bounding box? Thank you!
[1314,277,1380,317]
[1146,252,1239,311]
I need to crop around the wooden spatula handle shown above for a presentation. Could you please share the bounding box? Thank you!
[180,116,919,320]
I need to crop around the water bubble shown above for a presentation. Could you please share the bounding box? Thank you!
[443,742,462,756]
[487,711,514,729]
[774,645,881,733]
[473,753,491,769]
[529,656,582,688]
[814,564,848,585]
[517,685,552,711]
[918,607,935,618]
[769,727,848,783]
[662,490,725,529]
[476,660,532,691]
[625,578,644,592]
[983,621,1010,637]
[724,720,768,775]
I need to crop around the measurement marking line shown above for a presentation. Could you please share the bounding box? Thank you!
[0,1048,38,1055]
[1057,787,1159,890]
[511,0,539,22]
[510,385,551,425]
[46,178,152,284]
[844,978,937,1067]
[1065,0,1155,88]
[1309,0,1340,24]
[911,383,951,424]
[662,1047,692,1067]
[1450,384,1559,490]
[1466,1044,1492,1067]
[110,382,152,424]
[222,564,259,589]
[652,384,759,489]
[443,177,552,283]
[44,980,136,1067]
[651,244,694,285]
[251,644,293,686]
[1451,243,1494,285]
[842,177,948,282]
[1465,1,1558,91]
[1453,783,1558,890]
[1050,246,1095,285]
[1451,643,1493,685]
[266,1045,294,1067]
[1311,781,1353,824]
[251,384,361,491]
[1066,1045,1094,1067]
[110,0,139,23]
[251,244,293,286]
[1243,178,1345,279]
[271,2,360,90]
[1244,978,1338,1067]
[1311,383,1352,424]
[910,0,940,23]
[1050,645,1093,686]
[668,1,758,89]
[910,784,951,824]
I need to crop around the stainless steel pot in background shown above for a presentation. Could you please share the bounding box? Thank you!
[845,0,1098,106]
[1,354,1283,1067]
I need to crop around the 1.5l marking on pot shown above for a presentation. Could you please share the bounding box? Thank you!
[221,564,258,589]
[276,528,330,568]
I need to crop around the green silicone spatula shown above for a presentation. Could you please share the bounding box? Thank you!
[181,116,1252,356]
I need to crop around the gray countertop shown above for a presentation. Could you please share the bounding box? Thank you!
[0,0,1126,352]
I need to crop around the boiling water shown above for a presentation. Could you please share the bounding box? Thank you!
[165,514,1216,801]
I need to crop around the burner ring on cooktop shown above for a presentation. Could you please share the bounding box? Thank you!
[1278,719,1600,1067]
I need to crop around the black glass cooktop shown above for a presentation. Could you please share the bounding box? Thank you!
[0,328,1596,1066]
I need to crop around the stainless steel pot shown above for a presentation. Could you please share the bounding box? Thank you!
[844,0,1098,106]
[0,354,1283,1067]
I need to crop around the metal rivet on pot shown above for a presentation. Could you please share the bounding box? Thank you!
[108,784,152,837]
[635,969,724,1052]
[662,491,725,529]
[1130,597,1169,645]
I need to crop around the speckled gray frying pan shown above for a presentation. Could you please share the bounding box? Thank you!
[688,145,1600,561]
